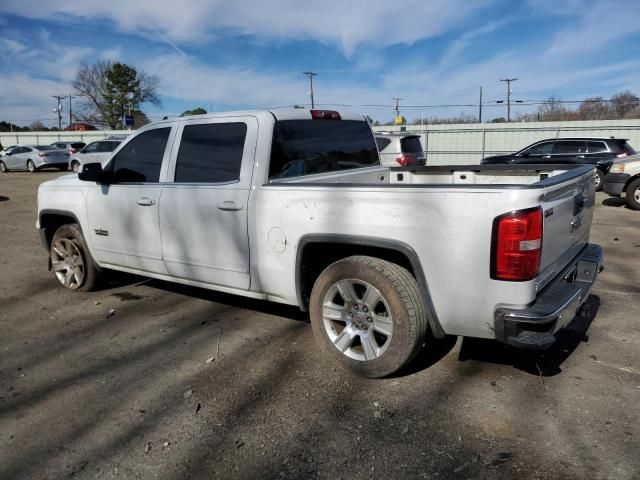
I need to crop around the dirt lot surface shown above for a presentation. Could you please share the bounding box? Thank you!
[1,171,639,480]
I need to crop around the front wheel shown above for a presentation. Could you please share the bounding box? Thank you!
[626,178,640,210]
[71,161,81,173]
[594,170,604,191]
[0,161,7,173]
[50,223,99,291]
[309,256,428,378]
[27,160,36,173]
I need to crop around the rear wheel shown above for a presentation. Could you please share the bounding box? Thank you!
[71,161,81,173]
[27,160,36,173]
[0,161,7,173]
[626,178,640,210]
[594,170,604,191]
[50,223,99,291]
[309,256,428,378]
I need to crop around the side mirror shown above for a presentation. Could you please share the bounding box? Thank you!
[78,162,106,182]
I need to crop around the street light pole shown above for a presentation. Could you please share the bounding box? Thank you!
[303,71,317,108]
[500,78,518,122]
[478,86,483,123]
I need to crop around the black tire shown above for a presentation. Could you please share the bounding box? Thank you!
[594,170,604,191]
[309,255,428,378]
[71,161,80,173]
[50,223,100,291]
[626,178,640,210]
[0,161,7,173]
[27,160,36,173]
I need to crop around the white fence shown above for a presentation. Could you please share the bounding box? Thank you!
[0,130,131,147]
[3,119,640,166]
[373,119,640,165]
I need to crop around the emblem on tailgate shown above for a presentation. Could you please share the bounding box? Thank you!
[94,229,109,236]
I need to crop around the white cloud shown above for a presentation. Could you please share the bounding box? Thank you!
[0,0,491,55]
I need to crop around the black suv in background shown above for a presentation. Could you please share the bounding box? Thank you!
[480,138,636,190]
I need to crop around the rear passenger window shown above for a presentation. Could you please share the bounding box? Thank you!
[109,128,170,183]
[552,141,586,154]
[375,137,392,151]
[587,141,608,153]
[175,123,247,183]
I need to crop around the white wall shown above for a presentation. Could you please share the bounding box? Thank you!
[0,130,131,147]
[374,119,640,165]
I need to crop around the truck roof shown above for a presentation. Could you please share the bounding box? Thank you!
[176,107,365,122]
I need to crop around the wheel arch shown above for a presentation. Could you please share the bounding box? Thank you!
[623,173,640,192]
[295,234,445,338]
[39,209,83,251]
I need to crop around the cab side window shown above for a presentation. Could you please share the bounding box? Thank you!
[552,141,586,154]
[174,123,247,183]
[109,128,170,183]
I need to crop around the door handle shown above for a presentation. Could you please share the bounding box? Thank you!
[217,200,243,211]
[136,197,155,206]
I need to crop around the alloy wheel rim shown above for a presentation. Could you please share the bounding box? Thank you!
[51,238,85,289]
[635,186,640,202]
[322,278,393,361]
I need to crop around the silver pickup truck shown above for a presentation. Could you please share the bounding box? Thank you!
[36,108,604,377]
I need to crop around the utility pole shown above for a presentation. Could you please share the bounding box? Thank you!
[478,86,483,123]
[303,71,317,108]
[52,95,64,130]
[392,97,403,118]
[68,94,76,128]
[500,78,518,122]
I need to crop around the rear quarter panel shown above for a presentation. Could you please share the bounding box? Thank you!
[252,184,546,338]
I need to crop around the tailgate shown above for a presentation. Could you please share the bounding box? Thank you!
[537,166,596,291]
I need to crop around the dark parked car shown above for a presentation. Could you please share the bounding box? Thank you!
[480,138,636,190]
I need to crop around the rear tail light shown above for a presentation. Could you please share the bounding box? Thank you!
[70,148,76,154]
[491,207,543,281]
[616,152,628,158]
[310,110,341,120]
[38,152,47,157]
[395,154,416,166]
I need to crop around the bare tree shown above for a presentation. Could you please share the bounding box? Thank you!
[577,97,612,120]
[611,90,640,119]
[73,60,160,128]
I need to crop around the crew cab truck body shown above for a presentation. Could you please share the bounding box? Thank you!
[37,108,603,377]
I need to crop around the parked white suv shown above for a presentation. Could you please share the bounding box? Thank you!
[375,132,425,166]
[68,138,124,173]
[37,108,603,377]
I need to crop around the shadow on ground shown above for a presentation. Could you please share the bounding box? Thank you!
[602,197,628,208]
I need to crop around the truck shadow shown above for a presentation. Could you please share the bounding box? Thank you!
[145,278,309,322]
[457,295,600,377]
[0,195,9,202]
[602,197,628,208]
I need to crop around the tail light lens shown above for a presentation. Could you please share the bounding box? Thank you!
[38,152,47,157]
[395,154,416,166]
[491,207,543,281]
[70,148,76,154]
[310,110,341,120]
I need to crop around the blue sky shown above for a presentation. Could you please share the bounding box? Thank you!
[1,0,640,127]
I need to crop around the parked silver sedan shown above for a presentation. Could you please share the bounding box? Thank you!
[0,145,70,173]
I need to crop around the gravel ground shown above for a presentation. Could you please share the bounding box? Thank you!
[0,171,639,480]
